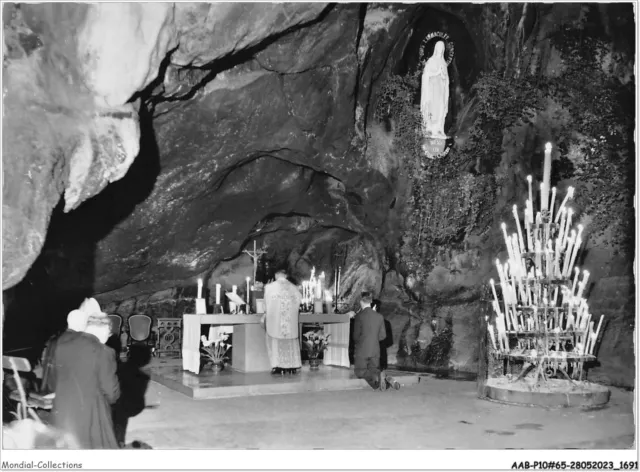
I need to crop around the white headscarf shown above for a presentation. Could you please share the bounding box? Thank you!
[66,310,89,332]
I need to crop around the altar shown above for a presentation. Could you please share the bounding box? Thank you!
[182,313,350,374]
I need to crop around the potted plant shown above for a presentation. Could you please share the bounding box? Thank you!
[302,330,330,370]
[200,333,231,374]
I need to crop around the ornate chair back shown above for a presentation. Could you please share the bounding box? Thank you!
[108,314,123,337]
[128,315,152,342]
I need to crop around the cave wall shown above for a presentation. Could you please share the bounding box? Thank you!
[3,3,634,388]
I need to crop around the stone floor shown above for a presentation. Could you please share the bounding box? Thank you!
[125,363,636,449]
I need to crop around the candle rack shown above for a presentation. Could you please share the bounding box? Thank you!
[487,168,605,390]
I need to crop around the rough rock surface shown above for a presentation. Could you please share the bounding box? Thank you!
[3,4,634,387]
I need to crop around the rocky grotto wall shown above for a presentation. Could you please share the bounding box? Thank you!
[2,3,635,387]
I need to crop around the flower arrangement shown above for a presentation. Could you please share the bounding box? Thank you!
[302,330,330,358]
[200,333,231,364]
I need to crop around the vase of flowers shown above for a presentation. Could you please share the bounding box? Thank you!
[303,330,330,370]
[200,333,231,374]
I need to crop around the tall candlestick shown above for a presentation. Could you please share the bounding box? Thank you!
[246,277,251,305]
[562,231,576,276]
[490,279,500,307]
[553,237,562,278]
[576,270,590,300]
[525,210,533,251]
[337,267,341,299]
[568,237,581,277]
[571,268,580,298]
[555,186,574,222]
[510,234,521,278]
[513,205,526,257]
[563,208,574,250]
[527,175,533,216]
[501,223,514,264]
[495,260,511,330]
[557,208,567,253]
[215,284,221,305]
[542,143,552,212]
[197,278,203,299]
[549,187,557,223]
[590,315,604,355]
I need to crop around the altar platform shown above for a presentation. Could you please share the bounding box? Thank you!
[147,358,424,400]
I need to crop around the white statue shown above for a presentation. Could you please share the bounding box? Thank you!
[420,41,450,139]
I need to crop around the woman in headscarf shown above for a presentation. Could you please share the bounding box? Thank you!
[420,40,450,138]
[51,314,120,448]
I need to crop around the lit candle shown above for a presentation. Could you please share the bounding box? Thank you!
[549,187,557,223]
[555,186,574,222]
[540,182,545,213]
[337,267,341,299]
[246,277,251,305]
[542,143,552,212]
[197,278,203,299]
[215,284,221,305]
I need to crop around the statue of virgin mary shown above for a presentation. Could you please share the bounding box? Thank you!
[420,41,449,139]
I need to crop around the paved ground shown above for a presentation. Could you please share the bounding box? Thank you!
[126,376,635,449]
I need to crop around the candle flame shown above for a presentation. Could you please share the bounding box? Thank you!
[527,175,532,182]
[246,277,251,281]
[545,142,552,152]
[490,278,495,284]
[513,204,517,211]
[552,186,556,192]
[501,222,506,230]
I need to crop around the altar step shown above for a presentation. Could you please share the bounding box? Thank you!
[147,360,424,400]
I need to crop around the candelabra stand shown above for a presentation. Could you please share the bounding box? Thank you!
[485,152,606,403]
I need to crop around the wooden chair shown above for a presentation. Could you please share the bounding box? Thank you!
[108,314,123,338]
[126,314,156,356]
[3,356,54,418]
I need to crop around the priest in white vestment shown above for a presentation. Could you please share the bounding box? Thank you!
[262,270,302,374]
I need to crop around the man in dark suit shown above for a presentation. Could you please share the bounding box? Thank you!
[352,292,387,390]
